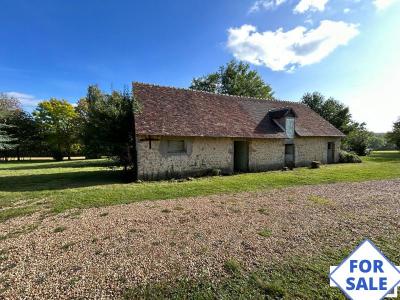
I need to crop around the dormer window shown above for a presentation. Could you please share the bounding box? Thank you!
[285,117,295,138]
[269,107,296,138]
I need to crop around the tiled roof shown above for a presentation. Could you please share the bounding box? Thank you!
[133,82,345,139]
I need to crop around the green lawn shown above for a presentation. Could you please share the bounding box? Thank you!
[0,151,399,222]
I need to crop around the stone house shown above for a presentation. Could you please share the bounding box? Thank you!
[133,82,345,180]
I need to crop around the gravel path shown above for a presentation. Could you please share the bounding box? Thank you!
[1,179,399,299]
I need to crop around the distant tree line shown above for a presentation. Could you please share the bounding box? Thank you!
[0,87,138,181]
[300,92,398,155]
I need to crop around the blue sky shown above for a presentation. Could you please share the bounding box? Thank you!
[1,0,399,132]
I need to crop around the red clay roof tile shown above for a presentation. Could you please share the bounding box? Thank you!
[133,82,345,139]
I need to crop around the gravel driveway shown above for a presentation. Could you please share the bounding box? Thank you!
[1,179,399,299]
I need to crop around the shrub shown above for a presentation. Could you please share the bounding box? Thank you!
[339,150,361,163]
[342,128,373,156]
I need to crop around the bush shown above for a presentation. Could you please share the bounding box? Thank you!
[339,150,361,163]
[342,127,373,156]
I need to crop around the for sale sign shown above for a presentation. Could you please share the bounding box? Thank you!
[330,239,400,300]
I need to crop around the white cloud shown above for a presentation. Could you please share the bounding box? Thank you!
[373,0,400,10]
[227,20,359,72]
[249,0,287,13]
[5,92,40,108]
[294,0,329,13]
[343,8,351,13]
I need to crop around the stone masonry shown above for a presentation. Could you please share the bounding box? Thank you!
[137,135,341,180]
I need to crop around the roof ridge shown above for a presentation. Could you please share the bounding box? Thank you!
[132,81,303,105]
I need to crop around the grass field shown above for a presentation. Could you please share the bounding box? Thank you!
[0,151,399,222]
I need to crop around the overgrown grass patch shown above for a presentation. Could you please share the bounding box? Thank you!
[0,249,7,262]
[53,226,67,233]
[257,208,269,215]
[0,223,38,240]
[258,228,272,238]
[308,195,332,205]
[251,274,287,299]
[173,206,184,211]
[0,206,37,222]
[224,259,242,275]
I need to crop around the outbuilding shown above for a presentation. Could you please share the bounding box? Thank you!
[133,82,344,180]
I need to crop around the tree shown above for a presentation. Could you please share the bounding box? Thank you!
[368,133,387,150]
[301,92,353,134]
[190,60,274,99]
[342,123,373,156]
[0,93,21,113]
[4,111,41,160]
[33,99,79,160]
[0,122,16,153]
[387,119,400,150]
[75,97,97,158]
[83,85,138,181]
[301,91,376,156]
[0,93,20,154]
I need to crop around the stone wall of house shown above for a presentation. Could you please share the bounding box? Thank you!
[248,137,341,170]
[137,135,341,180]
[249,139,285,171]
[294,136,341,166]
[137,135,233,180]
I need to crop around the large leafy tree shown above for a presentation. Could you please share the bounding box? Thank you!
[301,92,353,134]
[387,119,400,150]
[0,93,20,153]
[33,99,79,160]
[190,60,274,99]
[301,91,376,156]
[83,85,138,181]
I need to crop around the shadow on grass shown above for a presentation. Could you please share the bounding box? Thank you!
[0,170,123,192]
[0,159,113,171]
